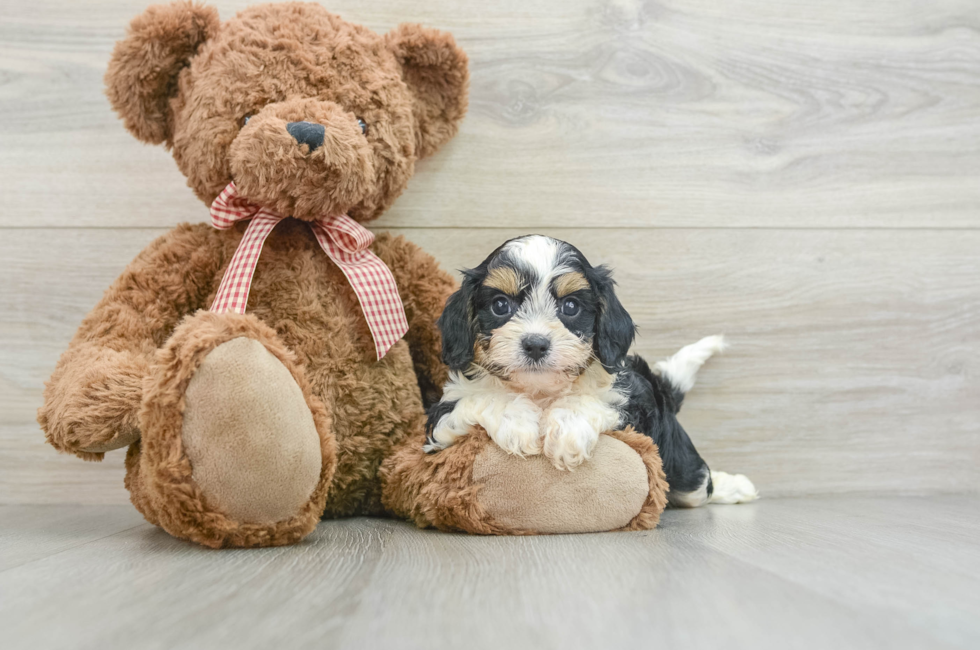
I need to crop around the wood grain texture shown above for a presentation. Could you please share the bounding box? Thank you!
[1,1,978,504]
[0,497,977,650]
[0,504,144,572]
[1,228,977,504]
[1,0,979,228]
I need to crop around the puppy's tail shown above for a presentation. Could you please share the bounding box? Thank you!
[640,335,728,412]
[632,335,759,504]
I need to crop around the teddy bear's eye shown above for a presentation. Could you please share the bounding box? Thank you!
[357,118,367,135]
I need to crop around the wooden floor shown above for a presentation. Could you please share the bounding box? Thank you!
[1,495,977,650]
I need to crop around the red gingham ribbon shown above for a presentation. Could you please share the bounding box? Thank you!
[209,181,408,360]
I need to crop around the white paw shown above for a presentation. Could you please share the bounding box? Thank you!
[488,396,543,457]
[422,439,446,454]
[542,407,602,471]
[426,411,467,452]
[709,470,759,504]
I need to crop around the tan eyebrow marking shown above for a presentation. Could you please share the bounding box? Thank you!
[483,267,521,295]
[553,271,589,297]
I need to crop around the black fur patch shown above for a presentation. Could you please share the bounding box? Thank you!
[424,399,459,453]
[617,355,712,500]
[437,280,479,371]
[585,265,636,370]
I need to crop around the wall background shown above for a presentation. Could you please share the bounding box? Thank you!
[1,0,978,504]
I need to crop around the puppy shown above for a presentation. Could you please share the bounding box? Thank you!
[425,235,757,507]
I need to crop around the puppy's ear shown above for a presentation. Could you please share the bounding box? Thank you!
[589,265,636,370]
[105,1,220,144]
[438,272,479,371]
[385,24,469,159]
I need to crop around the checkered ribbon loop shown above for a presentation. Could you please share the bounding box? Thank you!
[209,181,408,360]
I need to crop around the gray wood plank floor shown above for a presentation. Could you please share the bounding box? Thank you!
[1,496,977,650]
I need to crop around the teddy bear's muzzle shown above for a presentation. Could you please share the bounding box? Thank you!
[228,98,376,222]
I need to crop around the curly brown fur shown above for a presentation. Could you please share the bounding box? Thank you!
[138,311,336,548]
[105,1,220,144]
[39,217,457,517]
[38,224,228,460]
[119,2,471,222]
[124,441,160,527]
[230,98,376,221]
[606,427,670,531]
[380,426,529,535]
[380,233,457,407]
[385,23,470,159]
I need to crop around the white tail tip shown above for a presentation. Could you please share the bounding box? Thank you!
[654,334,727,394]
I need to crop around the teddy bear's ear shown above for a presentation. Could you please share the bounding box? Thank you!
[104,1,220,145]
[386,24,469,159]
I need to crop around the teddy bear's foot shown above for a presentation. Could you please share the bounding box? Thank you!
[382,426,668,534]
[472,432,658,533]
[137,311,336,548]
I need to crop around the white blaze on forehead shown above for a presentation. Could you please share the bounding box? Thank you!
[501,235,570,283]
[502,236,572,323]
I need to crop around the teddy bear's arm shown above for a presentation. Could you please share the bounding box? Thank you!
[373,234,457,408]
[38,223,225,460]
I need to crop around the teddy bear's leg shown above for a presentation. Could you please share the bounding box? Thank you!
[136,311,337,548]
[123,440,160,528]
[381,424,668,535]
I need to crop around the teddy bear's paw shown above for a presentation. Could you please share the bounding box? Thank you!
[471,434,651,534]
[181,337,323,525]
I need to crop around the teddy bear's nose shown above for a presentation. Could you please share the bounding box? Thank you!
[286,121,325,152]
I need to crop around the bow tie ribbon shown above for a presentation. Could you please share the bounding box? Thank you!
[209,181,408,360]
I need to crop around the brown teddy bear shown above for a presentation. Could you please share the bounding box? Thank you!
[38,1,667,548]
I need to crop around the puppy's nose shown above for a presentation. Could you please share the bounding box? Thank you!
[521,334,551,361]
[286,121,325,152]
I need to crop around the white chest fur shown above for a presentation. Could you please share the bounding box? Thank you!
[427,362,626,470]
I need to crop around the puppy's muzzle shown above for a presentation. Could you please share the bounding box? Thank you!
[521,334,551,362]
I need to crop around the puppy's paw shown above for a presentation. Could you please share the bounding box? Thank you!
[488,396,543,457]
[542,408,601,471]
[708,470,759,504]
[425,410,467,453]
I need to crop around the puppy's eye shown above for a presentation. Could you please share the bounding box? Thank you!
[242,115,252,127]
[491,296,512,317]
[561,298,580,317]
[357,118,368,135]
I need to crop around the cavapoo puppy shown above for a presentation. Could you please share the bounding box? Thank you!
[425,235,757,507]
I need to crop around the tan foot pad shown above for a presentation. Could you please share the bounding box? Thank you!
[472,435,650,534]
[182,337,321,524]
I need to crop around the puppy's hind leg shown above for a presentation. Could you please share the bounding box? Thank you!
[654,335,759,505]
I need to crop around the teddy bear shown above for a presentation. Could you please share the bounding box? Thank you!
[37,1,668,548]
